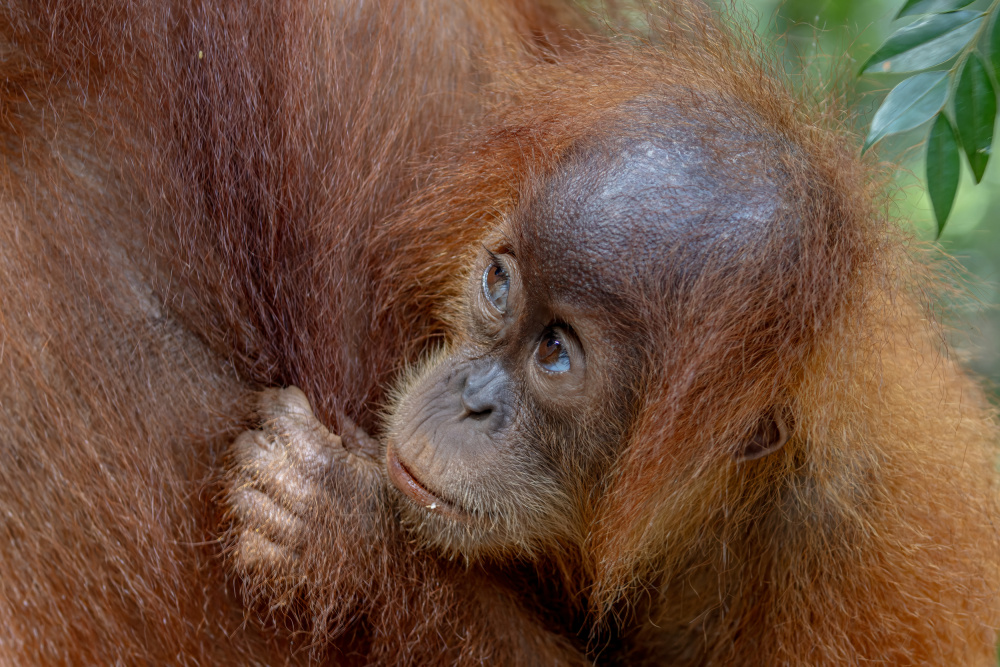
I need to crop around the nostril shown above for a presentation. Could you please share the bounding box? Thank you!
[465,406,492,420]
[458,360,507,422]
[460,390,494,418]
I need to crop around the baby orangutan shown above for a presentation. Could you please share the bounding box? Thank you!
[226,101,1000,664]
[7,0,996,663]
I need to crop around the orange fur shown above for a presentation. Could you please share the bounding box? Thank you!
[1,0,997,664]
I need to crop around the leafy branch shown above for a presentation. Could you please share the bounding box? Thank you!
[861,0,1000,236]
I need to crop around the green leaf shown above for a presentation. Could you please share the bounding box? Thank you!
[862,11,982,74]
[927,113,960,236]
[896,0,976,19]
[991,11,1000,77]
[864,71,950,152]
[954,54,996,183]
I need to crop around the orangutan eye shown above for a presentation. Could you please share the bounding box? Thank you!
[536,329,570,373]
[482,262,509,313]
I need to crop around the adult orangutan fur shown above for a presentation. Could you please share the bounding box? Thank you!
[0,0,997,664]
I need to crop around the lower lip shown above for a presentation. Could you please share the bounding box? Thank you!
[386,445,464,520]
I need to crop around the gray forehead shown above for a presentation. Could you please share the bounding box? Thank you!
[515,117,793,302]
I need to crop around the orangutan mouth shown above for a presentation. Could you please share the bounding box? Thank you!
[386,445,466,521]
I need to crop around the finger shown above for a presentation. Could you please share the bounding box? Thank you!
[232,528,298,574]
[228,486,307,546]
[230,430,322,511]
[254,391,349,470]
[256,386,314,423]
[248,387,381,478]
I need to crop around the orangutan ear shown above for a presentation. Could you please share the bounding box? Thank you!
[737,409,790,462]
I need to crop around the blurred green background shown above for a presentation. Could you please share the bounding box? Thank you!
[734,0,1000,397]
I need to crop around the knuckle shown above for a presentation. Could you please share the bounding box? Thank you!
[232,429,275,460]
[258,386,314,422]
[231,438,283,485]
[232,530,297,574]
[270,466,320,509]
[229,487,306,546]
